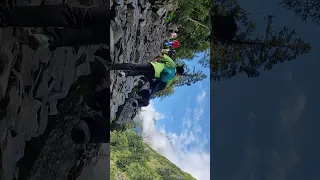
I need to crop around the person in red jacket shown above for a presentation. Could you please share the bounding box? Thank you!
[172,40,180,49]
[163,40,179,49]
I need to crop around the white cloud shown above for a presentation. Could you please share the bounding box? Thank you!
[280,93,306,128]
[194,108,204,121]
[183,108,192,128]
[134,102,210,180]
[194,125,202,134]
[196,90,206,104]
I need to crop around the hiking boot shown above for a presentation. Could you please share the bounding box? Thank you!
[27,30,55,51]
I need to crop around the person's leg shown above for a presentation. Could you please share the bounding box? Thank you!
[0,4,110,29]
[126,71,141,77]
[136,96,151,107]
[113,63,155,80]
[112,63,155,81]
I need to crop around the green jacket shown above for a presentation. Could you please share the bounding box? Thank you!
[150,54,176,78]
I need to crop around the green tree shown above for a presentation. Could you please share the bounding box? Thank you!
[152,66,207,99]
[126,163,161,180]
[166,0,211,60]
[280,0,320,25]
[110,131,129,151]
[206,2,311,81]
[174,22,210,59]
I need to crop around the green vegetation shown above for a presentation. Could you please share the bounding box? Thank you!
[152,64,207,99]
[280,0,320,25]
[150,0,211,100]
[110,130,195,180]
[167,0,211,60]
[208,0,311,81]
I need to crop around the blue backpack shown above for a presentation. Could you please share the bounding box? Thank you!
[160,67,176,82]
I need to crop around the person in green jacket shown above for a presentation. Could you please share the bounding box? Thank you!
[111,54,184,85]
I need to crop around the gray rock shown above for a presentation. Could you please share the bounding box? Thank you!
[8,86,21,119]
[139,19,147,27]
[111,18,124,45]
[21,46,39,87]
[11,96,41,140]
[109,2,167,124]
[34,48,52,64]
[0,0,170,179]
[125,0,132,4]
[37,102,49,135]
[35,66,51,99]
[110,27,115,53]
[138,0,144,6]
[156,7,167,17]
[0,51,13,98]
[110,0,113,7]
[0,118,10,142]
[1,132,25,180]
[113,0,124,6]
[61,48,77,98]
[48,98,59,115]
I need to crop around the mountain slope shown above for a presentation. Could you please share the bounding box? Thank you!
[110,130,196,180]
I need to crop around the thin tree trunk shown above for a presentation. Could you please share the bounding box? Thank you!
[187,18,209,29]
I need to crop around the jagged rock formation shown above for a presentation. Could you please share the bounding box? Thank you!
[0,0,109,179]
[110,0,167,125]
[0,0,169,179]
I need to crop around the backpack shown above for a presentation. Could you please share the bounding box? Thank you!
[160,67,175,82]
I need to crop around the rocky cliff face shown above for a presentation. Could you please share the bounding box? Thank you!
[0,0,108,179]
[0,0,167,179]
[110,0,166,124]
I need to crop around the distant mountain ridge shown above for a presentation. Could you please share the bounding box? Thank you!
[110,130,196,180]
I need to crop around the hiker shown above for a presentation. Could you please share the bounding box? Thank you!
[163,40,179,49]
[161,48,175,57]
[0,3,115,50]
[170,32,177,39]
[111,54,184,85]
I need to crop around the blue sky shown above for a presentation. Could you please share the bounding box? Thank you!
[133,52,210,180]
[211,0,320,179]
[153,52,210,151]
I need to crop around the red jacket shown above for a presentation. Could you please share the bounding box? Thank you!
[172,40,180,49]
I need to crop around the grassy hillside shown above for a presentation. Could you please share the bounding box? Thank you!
[110,130,196,180]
